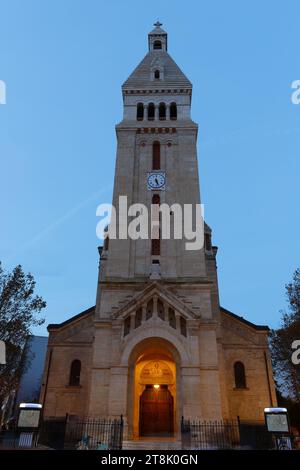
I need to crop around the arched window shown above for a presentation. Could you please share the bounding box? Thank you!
[152,194,160,205]
[152,141,160,170]
[135,308,142,329]
[170,102,177,120]
[69,359,81,386]
[137,103,144,121]
[153,40,162,50]
[159,102,166,120]
[146,299,153,320]
[124,316,131,336]
[154,70,160,79]
[157,299,165,320]
[151,193,160,255]
[168,308,176,329]
[234,361,247,388]
[180,317,187,337]
[148,103,155,120]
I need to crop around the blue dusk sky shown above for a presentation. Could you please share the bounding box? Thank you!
[0,0,299,336]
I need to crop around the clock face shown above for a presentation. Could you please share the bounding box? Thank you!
[147,172,166,190]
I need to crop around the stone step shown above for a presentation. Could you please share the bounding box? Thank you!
[122,440,182,450]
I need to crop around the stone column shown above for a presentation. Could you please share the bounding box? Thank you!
[108,366,129,417]
[155,105,159,121]
[166,104,170,120]
[153,295,158,318]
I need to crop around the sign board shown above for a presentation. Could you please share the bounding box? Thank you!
[17,403,42,429]
[18,409,41,428]
[265,413,289,433]
[264,407,290,434]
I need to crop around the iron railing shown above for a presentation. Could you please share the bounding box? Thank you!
[181,417,277,450]
[181,418,240,450]
[63,416,124,450]
[38,415,124,450]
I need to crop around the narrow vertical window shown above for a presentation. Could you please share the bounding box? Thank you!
[157,299,165,321]
[152,194,160,205]
[151,193,160,256]
[152,141,160,170]
[148,103,155,120]
[234,361,247,388]
[69,359,81,386]
[135,308,142,329]
[151,237,160,256]
[170,102,177,120]
[154,70,160,79]
[159,103,166,120]
[180,317,187,336]
[137,103,144,121]
[146,299,153,320]
[124,317,131,336]
[168,308,176,329]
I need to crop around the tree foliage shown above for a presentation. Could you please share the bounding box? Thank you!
[270,268,300,401]
[0,262,46,414]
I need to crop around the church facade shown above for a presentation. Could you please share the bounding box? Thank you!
[40,24,276,440]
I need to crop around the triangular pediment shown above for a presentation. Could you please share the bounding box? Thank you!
[112,282,198,321]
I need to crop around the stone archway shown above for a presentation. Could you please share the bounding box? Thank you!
[125,337,183,439]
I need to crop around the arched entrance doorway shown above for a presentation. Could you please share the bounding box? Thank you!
[126,337,181,439]
[140,384,174,436]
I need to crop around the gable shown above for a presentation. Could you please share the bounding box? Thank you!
[112,282,198,321]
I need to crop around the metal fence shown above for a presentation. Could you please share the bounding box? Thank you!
[181,418,240,450]
[181,417,276,450]
[238,420,274,449]
[38,416,124,450]
[64,416,124,450]
[38,417,67,449]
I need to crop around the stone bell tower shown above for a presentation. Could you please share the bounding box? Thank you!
[96,21,210,314]
[42,23,276,441]
[88,23,224,432]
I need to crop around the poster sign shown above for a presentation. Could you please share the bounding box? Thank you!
[264,407,290,434]
[17,403,42,429]
[18,409,41,428]
[265,413,289,433]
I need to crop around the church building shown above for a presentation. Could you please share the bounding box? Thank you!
[40,23,277,442]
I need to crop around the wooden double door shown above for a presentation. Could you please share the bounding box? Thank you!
[139,385,174,436]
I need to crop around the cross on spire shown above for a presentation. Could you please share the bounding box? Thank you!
[154,20,163,28]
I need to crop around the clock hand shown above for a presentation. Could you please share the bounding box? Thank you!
[155,177,159,185]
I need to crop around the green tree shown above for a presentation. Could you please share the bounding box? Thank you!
[270,268,300,401]
[0,262,46,420]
